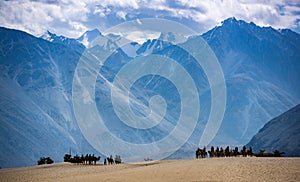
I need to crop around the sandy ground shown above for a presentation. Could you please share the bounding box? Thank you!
[1,157,299,182]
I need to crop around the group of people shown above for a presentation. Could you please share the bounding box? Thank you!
[64,153,122,165]
[64,153,101,165]
[196,146,253,158]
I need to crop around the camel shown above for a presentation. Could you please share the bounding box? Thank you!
[241,146,247,157]
[247,147,253,157]
[93,156,101,165]
[107,155,114,165]
[196,147,207,158]
[225,146,230,157]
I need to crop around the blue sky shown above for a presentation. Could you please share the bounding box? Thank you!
[0,0,299,38]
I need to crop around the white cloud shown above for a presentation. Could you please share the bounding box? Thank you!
[98,0,140,9]
[94,6,111,17]
[116,11,127,20]
[172,0,300,31]
[0,0,90,37]
[0,0,299,38]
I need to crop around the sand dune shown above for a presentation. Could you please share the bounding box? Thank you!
[1,157,299,182]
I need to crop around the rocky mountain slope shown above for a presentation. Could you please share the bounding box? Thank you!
[1,17,300,167]
[247,104,300,156]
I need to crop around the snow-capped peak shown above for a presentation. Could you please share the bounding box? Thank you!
[77,29,102,48]
[158,32,189,44]
[40,30,70,43]
[40,30,56,42]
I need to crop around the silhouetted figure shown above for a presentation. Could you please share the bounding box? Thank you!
[88,154,92,165]
[92,154,95,164]
[220,147,224,157]
[81,155,85,164]
[234,147,239,157]
[85,154,89,164]
[225,146,230,157]
[196,147,201,159]
[107,155,114,164]
[241,146,247,157]
[210,146,215,157]
[202,147,207,158]
[104,158,107,165]
[216,147,220,157]
[38,157,46,165]
[247,147,253,157]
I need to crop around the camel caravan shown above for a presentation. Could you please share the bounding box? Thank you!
[37,146,283,166]
[64,153,122,165]
[64,153,101,165]
[196,146,254,158]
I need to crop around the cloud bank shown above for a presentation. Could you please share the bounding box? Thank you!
[0,0,299,38]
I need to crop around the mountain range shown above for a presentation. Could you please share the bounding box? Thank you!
[0,17,300,168]
[247,104,300,156]
[201,18,300,145]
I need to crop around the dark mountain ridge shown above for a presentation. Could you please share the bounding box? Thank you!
[247,104,300,156]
